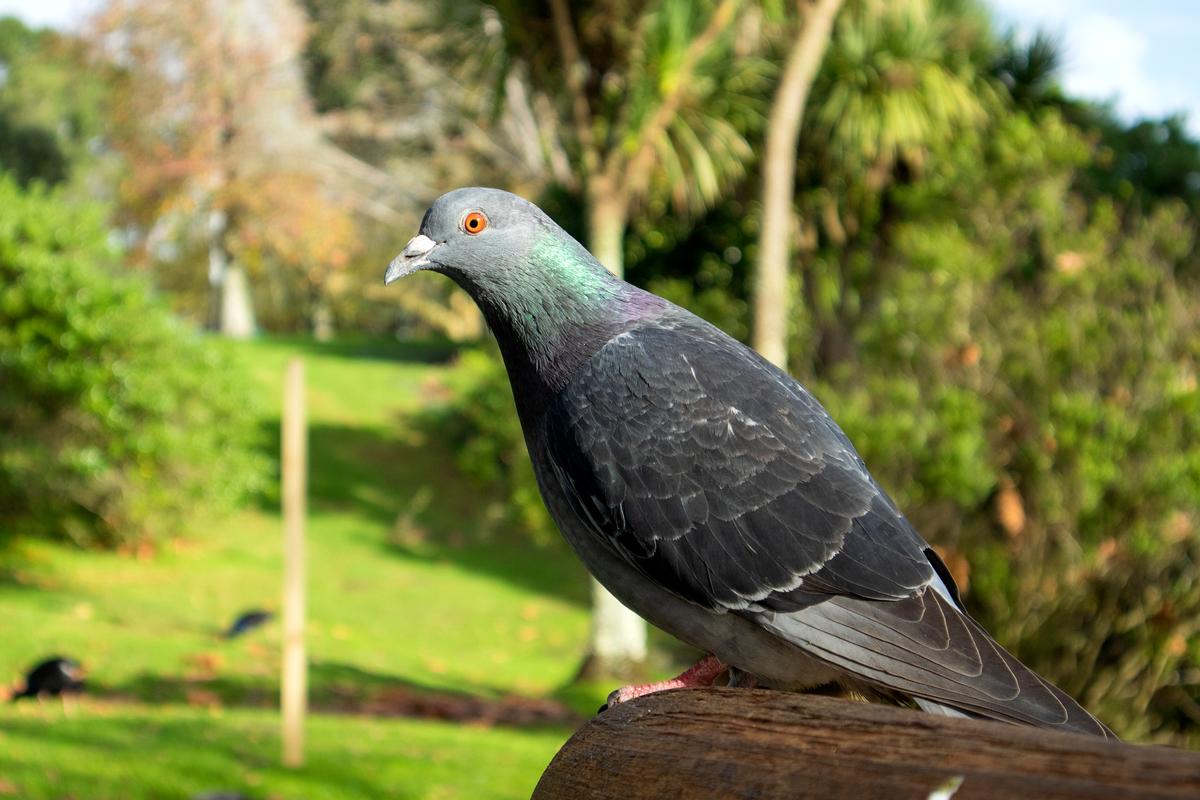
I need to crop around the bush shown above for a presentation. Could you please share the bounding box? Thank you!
[0,178,263,549]
[419,347,556,546]
[810,112,1200,742]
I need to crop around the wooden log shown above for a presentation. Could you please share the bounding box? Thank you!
[533,688,1200,800]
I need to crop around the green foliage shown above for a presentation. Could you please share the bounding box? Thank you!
[630,198,757,341]
[0,112,68,186]
[810,109,1200,743]
[1087,114,1200,216]
[0,178,263,548]
[419,348,557,546]
[813,0,991,174]
[0,17,108,187]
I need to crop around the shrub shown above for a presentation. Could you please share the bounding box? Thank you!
[0,178,263,549]
[812,112,1200,742]
[419,348,556,546]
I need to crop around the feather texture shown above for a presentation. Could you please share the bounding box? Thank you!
[389,187,1114,739]
[537,311,1113,738]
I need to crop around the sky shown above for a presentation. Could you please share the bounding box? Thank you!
[990,0,1200,133]
[1,0,1198,133]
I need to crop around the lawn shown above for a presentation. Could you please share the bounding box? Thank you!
[0,701,566,800]
[0,335,618,799]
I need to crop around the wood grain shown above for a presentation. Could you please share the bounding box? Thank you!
[533,688,1200,799]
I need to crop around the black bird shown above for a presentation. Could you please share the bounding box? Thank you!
[223,609,274,639]
[11,656,86,701]
[385,188,1114,738]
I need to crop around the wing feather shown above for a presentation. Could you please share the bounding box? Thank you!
[542,314,1113,737]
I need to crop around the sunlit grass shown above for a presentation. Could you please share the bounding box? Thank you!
[0,335,608,799]
[0,700,565,800]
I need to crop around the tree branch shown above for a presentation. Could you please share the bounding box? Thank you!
[753,0,844,367]
[609,0,742,208]
[549,0,598,177]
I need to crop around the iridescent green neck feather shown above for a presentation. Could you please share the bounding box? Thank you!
[451,229,662,404]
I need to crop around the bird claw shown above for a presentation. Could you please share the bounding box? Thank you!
[595,688,629,714]
[597,654,727,715]
[727,666,759,689]
[596,688,624,714]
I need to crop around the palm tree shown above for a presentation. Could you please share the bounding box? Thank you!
[464,0,772,678]
[95,0,411,339]
[753,0,846,369]
[992,29,1064,112]
[754,0,989,371]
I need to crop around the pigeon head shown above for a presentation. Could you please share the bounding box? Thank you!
[386,187,583,288]
[386,188,660,394]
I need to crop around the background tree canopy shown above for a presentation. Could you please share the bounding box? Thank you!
[1,0,1198,766]
[0,177,263,549]
[404,0,1200,742]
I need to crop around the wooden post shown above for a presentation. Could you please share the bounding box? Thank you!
[533,688,1200,800]
[281,358,308,767]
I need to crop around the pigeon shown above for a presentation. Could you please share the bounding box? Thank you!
[386,187,1114,738]
[222,609,274,639]
[11,656,86,701]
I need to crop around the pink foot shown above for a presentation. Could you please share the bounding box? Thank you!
[603,654,727,709]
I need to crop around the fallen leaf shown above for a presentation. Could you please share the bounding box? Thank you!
[996,479,1026,538]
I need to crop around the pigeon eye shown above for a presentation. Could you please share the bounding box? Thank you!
[462,211,489,235]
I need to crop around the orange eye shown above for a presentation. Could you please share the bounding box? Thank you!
[462,211,489,235]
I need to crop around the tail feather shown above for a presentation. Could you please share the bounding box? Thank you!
[758,587,1116,738]
[914,697,971,719]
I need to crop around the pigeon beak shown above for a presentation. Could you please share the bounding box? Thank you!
[385,234,439,285]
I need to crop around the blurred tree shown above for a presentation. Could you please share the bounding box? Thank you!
[991,29,1064,113]
[987,28,1200,220]
[753,0,845,368]
[297,0,504,341]
[1086,114,1200,217]
[0,112,67,186]
[0,177,263,549]
[790,0,990,371]
[0,17,107,187]
[93,0,402,339]
[814,107,1200,742]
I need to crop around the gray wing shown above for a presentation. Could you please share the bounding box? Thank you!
[543,315,1113,737]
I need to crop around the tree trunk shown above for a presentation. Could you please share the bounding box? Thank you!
[577,186,647,680]
[207,208,229,332]
[220,263,256,339]
[577,577,649,681]
[312,291,334,342]
[752,0,844,369]
[587,188,628,277]
[207,206,256,339]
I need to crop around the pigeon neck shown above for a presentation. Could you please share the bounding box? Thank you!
[450,236,659,405]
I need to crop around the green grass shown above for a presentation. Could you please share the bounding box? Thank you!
[0,335,614,799]
[0,701,565,799]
